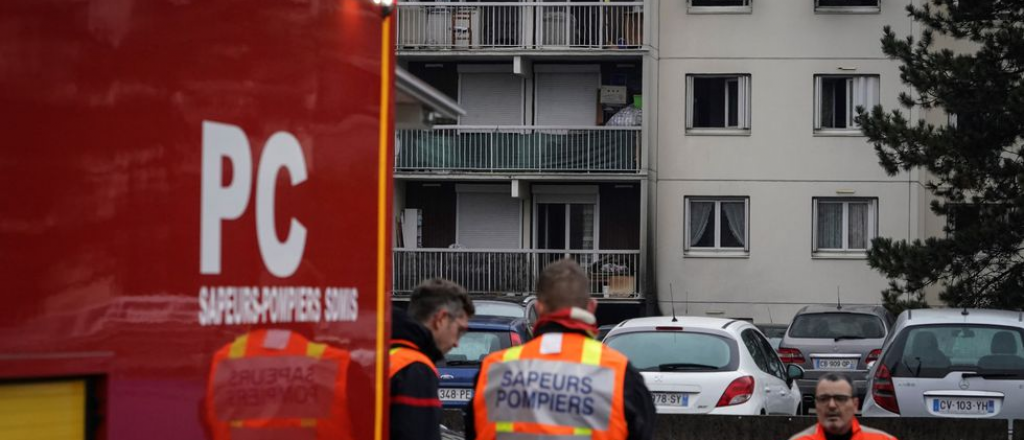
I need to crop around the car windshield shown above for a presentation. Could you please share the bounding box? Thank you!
[888,325,1024,379]
[788,313,885,339]
[444,330,510,364]
[473,302,524,318]
[605,331,737,372]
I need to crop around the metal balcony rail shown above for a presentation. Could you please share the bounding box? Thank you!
[392,248,641,298]
[396,2,644,50]
[396,125,641,173]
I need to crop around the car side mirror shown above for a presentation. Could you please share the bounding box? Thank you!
[787,364,805,381]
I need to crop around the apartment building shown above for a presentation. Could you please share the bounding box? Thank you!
[651,0,935,323]
[392,0,654,321]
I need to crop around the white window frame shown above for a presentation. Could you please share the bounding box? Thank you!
[684,197,750,255]
[532,185,601,251]
[688,0,752,14]
[813,75,879,135]
[686,74,751,135]
[814,0,880,14]
[812,198,877,257]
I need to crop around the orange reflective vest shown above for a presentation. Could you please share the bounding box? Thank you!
[389,340,439,379]
[788,418,897,440]
[473,332,629,440]
[204,329,353,440]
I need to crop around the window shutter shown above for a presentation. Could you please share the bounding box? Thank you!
[459,72,523,125]
[457,192,521,248]
[534,71,599,126]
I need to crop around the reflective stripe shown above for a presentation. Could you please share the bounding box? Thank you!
[229,334,249,359]
[573,428,592,436]
[230,421,243,428]
[503,346,524,362]
[496,422,515,433]
[496,434,589,440]
[300,418,317,427]
[389,348,400,355]
[580,339,602,366]
[306,342,327,359]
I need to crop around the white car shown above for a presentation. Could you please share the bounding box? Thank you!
[604,316,805,415]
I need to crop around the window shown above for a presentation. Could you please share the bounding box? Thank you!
[814,75,879,132]
[812,198,877,254]
[604,331,739,372]
[685,197,749,253]
[815,0,880,12]
[686,75,751,132]
[689,0,752,13]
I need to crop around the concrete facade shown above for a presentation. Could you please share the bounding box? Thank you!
[649,0,939,322]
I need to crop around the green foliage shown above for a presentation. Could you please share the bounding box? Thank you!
[856,0,1024,312]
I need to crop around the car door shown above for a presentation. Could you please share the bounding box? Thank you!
[741,329,785,414]
[754,330,800,414]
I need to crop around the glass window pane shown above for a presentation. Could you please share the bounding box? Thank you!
[817,202,843,249]
[693,77,727,128]
[821,77,848,129]
[848,202,869,249]
[690,201,716,247]
[890,326,1024,379]
[569,204,595,250]
[789,313,885,339]
[537,203,566,249]
[606,331,737,371]
[720,201,745,248]
[727,80,739,127]
[445,331,511,363]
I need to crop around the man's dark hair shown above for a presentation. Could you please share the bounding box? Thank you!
[536,259,590,310]
[816,373,855,394]
[408,278,474,324]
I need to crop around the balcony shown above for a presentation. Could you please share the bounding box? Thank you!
[392,249,642,298]
[395,125,641,174]
[396,2,644,52]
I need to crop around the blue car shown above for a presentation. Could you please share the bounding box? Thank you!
[437,315,532,408]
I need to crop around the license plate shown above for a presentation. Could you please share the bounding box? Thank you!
[652,392,689,407]
[814,358,857,370]
[931,397,995,415]
[438,388,473,402]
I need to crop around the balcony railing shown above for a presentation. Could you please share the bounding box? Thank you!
[393,249,641,298]
[396,125,641,173]
[396,2,644,51]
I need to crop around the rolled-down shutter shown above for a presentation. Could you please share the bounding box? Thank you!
[534,67,599,126]
[459,72,523,126]
[457,188,521,249]
[0,380,85,440]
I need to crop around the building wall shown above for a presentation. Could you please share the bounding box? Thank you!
[652,0,934,323]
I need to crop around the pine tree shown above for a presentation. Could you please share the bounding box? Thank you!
[857,0,1024,311]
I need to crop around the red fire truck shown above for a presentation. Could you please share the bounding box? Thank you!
[0,1,452,438]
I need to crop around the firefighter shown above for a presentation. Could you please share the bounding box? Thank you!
[204,328,353,440]
[788,373,898,440]
[390,278,474,440]
[465,259,656,440]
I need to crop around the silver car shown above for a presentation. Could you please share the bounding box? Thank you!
[862,308,1024,418]
[778,305,894,411]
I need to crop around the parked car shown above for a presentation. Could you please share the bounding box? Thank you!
[778,304,894,411]
[598,324,618,342]
[473,299,525,319]
[862,308,1024,419]
[756,323,789,350]
[437,315,532,408]
[603,316,804,415]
